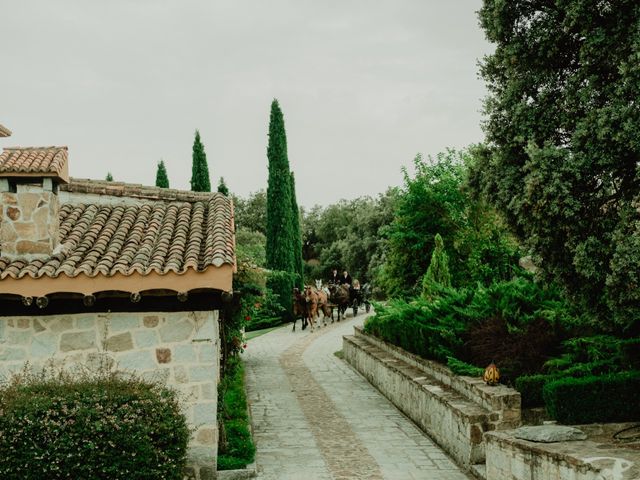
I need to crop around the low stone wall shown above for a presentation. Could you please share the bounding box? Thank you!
[343,328,521,467]
[0,310,219,480]
[485,425,640,480]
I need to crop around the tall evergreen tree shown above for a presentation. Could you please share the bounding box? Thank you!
[105,172,113,182]
[190,130,211,192]
[155,160,170,188]
[290,172,304,289]
[217,177,229,196]
[266,99,295,314]
[422,233,451,296]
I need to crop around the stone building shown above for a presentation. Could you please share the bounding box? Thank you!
[0,129,235,479]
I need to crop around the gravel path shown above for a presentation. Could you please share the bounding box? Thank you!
[244,313,470,480]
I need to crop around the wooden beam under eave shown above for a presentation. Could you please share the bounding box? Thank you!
[0,265,233,297]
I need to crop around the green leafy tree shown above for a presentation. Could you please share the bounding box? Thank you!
[233,190,267,235]
[190,130,211,192]
[266,99,295,314]
[217,177,229,196]
[155,160,170,188]
[422,233,451,296]
[105,172,113,181]
[290,172,304,288]
[474,1,640,333]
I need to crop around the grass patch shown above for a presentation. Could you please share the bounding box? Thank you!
[245,325,282,341]
[217,357,255,471]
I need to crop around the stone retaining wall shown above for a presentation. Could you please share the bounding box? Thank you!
[343,328,521,467]
[0,310,219,479]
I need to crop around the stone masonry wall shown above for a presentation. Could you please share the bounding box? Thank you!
[0,310,219,480]
[0,187,60,260]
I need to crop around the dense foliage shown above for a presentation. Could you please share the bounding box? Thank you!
[233,190,267,235]
[543,372,640,424]
[301,190,399,288]
[155,160,169,188]
[105,172,113,181]
[475,0,640,333]
[190,130,211,192]
[0,368,189,480]
[378,150,520,298]
[365,277,575,381]
[422,233,451,296]
[217,357,256,470]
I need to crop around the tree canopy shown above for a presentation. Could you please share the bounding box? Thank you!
[217,177,229,196]
[474,0,640,333]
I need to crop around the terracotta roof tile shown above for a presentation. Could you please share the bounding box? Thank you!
[0,146,68,181]
[0,124,11,137]
[0,183,235,281]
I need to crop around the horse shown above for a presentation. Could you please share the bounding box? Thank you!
[292,288,308,331]
[328,283,350,321]
[304,285,332,329]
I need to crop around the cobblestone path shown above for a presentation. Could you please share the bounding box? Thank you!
[244,314,471,480]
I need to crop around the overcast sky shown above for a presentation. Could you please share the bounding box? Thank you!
[1,1,492,207]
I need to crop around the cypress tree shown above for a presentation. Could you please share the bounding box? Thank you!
[422,233,451,296]
[266,99,295,315]
[289,172,304,289]
[155,160,170,188]
[105,172,113,182]
[217,177,229,196]
[190,130,211,192]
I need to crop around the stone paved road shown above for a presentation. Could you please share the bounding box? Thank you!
[244,313,471,480]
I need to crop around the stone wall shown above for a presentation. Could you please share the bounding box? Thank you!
[0,310,219,480]
[0,186,60,260]
[485,424,640,480]
[344,328,521,468]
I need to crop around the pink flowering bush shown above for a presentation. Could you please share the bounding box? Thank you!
[0,367,189,480]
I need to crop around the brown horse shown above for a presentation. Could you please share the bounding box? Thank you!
[328,283,350,321]
[292,288,308,331]
[304,286,332,330]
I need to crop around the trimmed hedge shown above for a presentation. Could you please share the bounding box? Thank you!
[543,371,640,424]
[0,368,189,480]
[217,357,255,470]
[515,374,559,408]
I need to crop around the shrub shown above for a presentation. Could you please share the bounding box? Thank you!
[447,357,484,377]
[0,367,189,480]
[217,357,255,470]
[515,374,559,408]
[543,371,640,424]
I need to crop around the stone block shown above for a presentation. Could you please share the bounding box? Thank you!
[174,365,188,383]
[60,331,96,352]
[198,343,217,363]
[117,350,156,371]
[190,365,214,382]
[195,427,217,446]
[0,346,27,361]
[6,206,20,220]
[105,332,134,352]
[200,382,216,400]
[173,344,198,363]
[143,315,160,328]
[16,239,50,255]
[75,316,96,329]
[199,466,216,480]
[187,445,216,467]
[156,347,172,364]
[192,316,216,341]
[86,352,116,371]
[16,318,30,329]
[142,368,170,383]
[133,330,159,348]
[5,330,31,345]
[33,319,46,333]
[193,402,216,425]
[32,332,59,358]
[159,319,193,343]
[109,315,140,332]
[18,193,40,219]
[49,317,74,333]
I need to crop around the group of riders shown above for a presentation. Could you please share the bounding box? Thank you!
[292,268,369,332]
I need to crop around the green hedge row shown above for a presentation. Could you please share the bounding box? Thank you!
[217,357,256,470]
[0,369,189,480]
[543,371,640,424]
